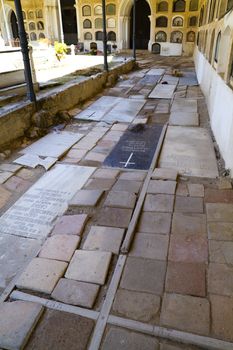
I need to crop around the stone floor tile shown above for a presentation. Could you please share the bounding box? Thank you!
[92,168,119,179]
[205,189,233,203]
[16,258,67,294]
[119,171,146,181]
[209,240,233,264]
[84,178,115,191]
[188,184,204,197]
[112,179,142,194]
[143,194,174,212]
[120,257,166,295]
[0,171,14,184]
[138,212,172,234]
[172,213,206,236]
[129,233,169,260]
[160,293,210,335]
[85,152,106,163]
[69,189,104,207]
[151,168,178,181]
[101,327,159,350]
[208,263,233,296]
[51,278,99,308]
[104,191,136,209]
[65,250,112,285]
[96,207,132,228]
[176,183,189,196]
[112,289,160,323]
[52,214,88,236]
[83,225,125,254]
[210,294,233,342]
[0,301,43,350]
[175,196,204,213]
[207,222,233,240]
[169,234,208,263]
[16,168,38,181]
[39,235,80,262]
[0,185,12,209]
[66,149,87,159]
[111,123,128,131]
[165,262,206,297]
[4,175,32,193]
[206,203,233,222]
[147,180,177,195]
[25,309,94,350]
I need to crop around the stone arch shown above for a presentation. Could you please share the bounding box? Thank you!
[84,32,92,40]
[94,5,102,15]
[152,42,161,53]
[189,0,198,11]
[156,16,168,27]
[157,1,168,11]
[107,31,116,41]
[155,30,167,42]
[83,19,92,28]
[187,30,195,42]
[172,16,184,26]
[82,5,91,16]
[95,31,103,40]
[173,0,186,12]
[189,16,197,26]
[95,18,102,29]
[170,30,183,43]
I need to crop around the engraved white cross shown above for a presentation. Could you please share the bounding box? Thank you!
[119,153,136,168]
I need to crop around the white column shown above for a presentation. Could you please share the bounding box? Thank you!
[118,15,124,49]
[57,0,64,43]
[0,0,12,46]
[148,14,155,51]
[74,3,80,41]
[124,16,130,49]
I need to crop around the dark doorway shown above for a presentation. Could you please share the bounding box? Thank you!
[10,11,19,39]
[61,0,77,44]
[152,43,161,54]
[130,0,151,50]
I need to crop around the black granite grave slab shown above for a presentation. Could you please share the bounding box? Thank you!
[103,124,163,170]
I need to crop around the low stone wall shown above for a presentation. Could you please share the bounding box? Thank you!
[0,58,135,150]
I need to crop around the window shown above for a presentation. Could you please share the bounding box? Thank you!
[187,31,195,42]
[157,1,168,11]
[82,5,91,16]
[95,31,103,40]
[29,22,36,31]
[84,32,92,40]
[83,19,92,28]
[94,5,102,15]
[39,33,45,39]
[107,31,116,41]
[106,4,116,15]
[95,18,102,29]
[107,18,116,28]
[156,16,168,27]
[214,32,221,62]
[37,21,44,30]
[30,32,37,41]
[171,31,183,43]
[189,0,198,11]
[172,16,184,26]
[173,0,186,12]
[36,9,43,18]
[189,16,197,26]
[155,31,167,42]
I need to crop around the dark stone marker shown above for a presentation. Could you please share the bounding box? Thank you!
[104,124,163,170]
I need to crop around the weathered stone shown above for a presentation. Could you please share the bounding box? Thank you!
[166,262,206,297]
[138,212,172,234]
[51,278,99,308]
[205,189,233,203]
[52,214,88,236]
[160,293,210,335]
[65,250,112,285]
[210,294,233,342]
[176,183,189,196]
[206,203,233,222]
[169,234,208,263]
[4,175,32,193]
[83,226,125,254]
[16,258,68,294]
[119,171,146,181]
[111,123,128,131]
[209,240,233,264]
[207,222,233,240]
[120,257,166,295]
[188,184,204,197]
[104,191,137,209]
[175,196,203,213]
[84,151,106,162]
[218,178,232,190]
[17,168,37,181]
[96,207,132,228]
[39,235,80,262]
[208,263,233,296]
[147,180,177,195]
[0,185,12,210]
[112,289,160,323]
[0,301,43,350]
[92,168,119,179]
[69,189,104,207]
[25,309,94,350]
[172,213,206,235]
[129,233,169,260]
[66,149,87,160]
[112,179,142,194]
[143,194,174,212]
[84,178,115,190]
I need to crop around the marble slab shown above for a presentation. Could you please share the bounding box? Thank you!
[171,99,197,113]
[14,154,57,170]
[149,84,176,99]
[161,75,179,85]
[147,69,165,76]
[21,132,83,158]
[179,72,198,86]
[0,164,95,239]
[169,112,199,126]
[159,126,219,178]
[139,75,161,85]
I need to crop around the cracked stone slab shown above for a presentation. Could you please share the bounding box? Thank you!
[39,235,80,262]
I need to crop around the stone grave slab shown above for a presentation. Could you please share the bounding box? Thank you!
[171,99,197,113]
[161,75,179,85]
[21,131,83,158]
[169,112,199,126]
[179,72,198,86]
[147,180,177,195]
[104,125,163,170]
[39,235,80,262]
[129,232,169,260]
[96,207,133,228]
[14,154,57,170]
[52,214,88,236]
[147,68,165,75]
[104,191,136,209]
[151,168,178,181]
[149,84,176,99]
[0,165,95,239]
[139,75,161,85]
[69,189,104,207]
[159,126,219,177]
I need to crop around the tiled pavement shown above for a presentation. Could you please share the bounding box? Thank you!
[0,53,233,349]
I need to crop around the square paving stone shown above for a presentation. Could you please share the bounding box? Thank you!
[147,180,177,195]
[143,194,174,212]
[120,257,166,295]
[69,189,104,207]
[176,183,189,196]
[51,214,88,236]
[129,233,169,261]
[84,178,115,190]
[65,250,112,285]
[85,152,106,163]
[138,212,172,234]
[207,222,233,240]
[119,171,146,181]
[112,289,160,323]
[0,301,43,350]
[151,168,178,181]
[169,234,208,263]
[51,278,99,308]
[209,240,233,264]
[96,207,132,228]
[25,309,94,350]
[4,175,32,193]
[104,191,136,209]
[204,189,233,203]
[206,203,233,221]
[169,112,199,126]
[160,293,210,335]
[112,179,142,194]
[165,262,206,297]
[0,185,12,209]
[175,196,203,213]
[83,226,125,254]
[172,213,207,236]
[188,184,204,197]
[208,263,233,296]
[210,295,233,342]
[93,168,119,179]
[101,327,159,350]
[16,258,68,294]
[39,235,80,262]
